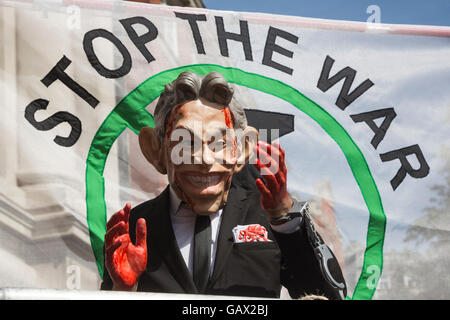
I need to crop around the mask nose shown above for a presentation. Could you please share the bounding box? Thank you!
[202,142,216,165]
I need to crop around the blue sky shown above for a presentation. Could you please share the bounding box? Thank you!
[203,0,450,27]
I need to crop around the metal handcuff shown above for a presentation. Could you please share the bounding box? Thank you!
[302,204,346,298]
[271,199,346,298]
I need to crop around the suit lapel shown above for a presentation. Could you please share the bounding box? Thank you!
[210,183,250,286]
[148,186,197,293]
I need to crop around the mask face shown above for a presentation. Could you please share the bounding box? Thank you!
[163,98,238,215]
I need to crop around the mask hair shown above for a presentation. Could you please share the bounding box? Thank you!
[154,71,246,142]
[199,71,234,106]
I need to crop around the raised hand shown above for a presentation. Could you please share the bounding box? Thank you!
[254,141,293,218]
[104,203,147,290]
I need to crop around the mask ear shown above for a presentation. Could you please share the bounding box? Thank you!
[235,126,258,173]
[139,127,167,175]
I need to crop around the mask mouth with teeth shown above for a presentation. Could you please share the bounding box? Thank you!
[172,169,232,215]
[138,72,258,215]
[183,172,224,191]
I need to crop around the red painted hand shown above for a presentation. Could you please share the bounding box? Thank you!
[104,203,147,290]
[254,141,293,218]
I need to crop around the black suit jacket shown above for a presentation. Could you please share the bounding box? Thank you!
[101,179,347,299]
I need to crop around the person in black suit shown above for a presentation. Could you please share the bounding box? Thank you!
[101,71,347,299]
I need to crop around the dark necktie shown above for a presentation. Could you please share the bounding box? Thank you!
[193,214,211,293]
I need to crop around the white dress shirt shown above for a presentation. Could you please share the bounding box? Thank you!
[169,186,223,277]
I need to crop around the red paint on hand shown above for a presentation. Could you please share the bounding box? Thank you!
[104,203,147,290]
[253,141,292,217]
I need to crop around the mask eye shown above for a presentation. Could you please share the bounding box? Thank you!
[208,139,226,152]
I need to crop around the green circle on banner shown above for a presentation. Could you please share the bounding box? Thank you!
[85,64,386,300]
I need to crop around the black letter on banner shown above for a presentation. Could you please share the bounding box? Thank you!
[262,26,298,75]
[83,29,132,78]
[215,16,253,61]
[380,144,430,191]
[317,55,374,110]
[119,16,158,63]
[41,55,99,108]
[24,98,82,147]
[350,107,397,149]
[174,12,207,54]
